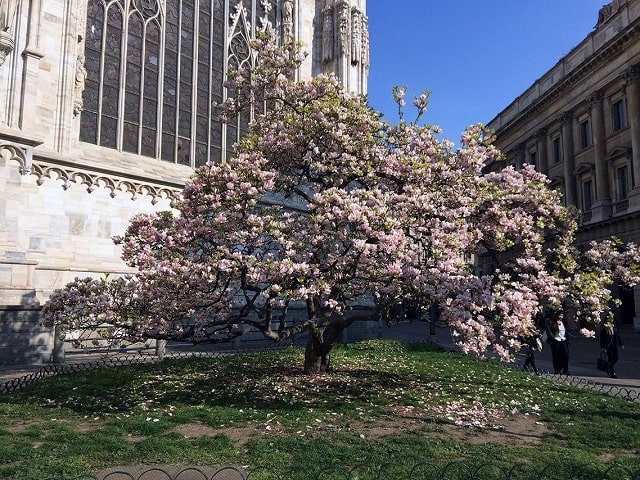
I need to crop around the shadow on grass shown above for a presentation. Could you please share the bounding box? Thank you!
[2,340,636,433]
[0,347,440,418]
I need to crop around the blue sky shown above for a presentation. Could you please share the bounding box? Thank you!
[366,1,610,144]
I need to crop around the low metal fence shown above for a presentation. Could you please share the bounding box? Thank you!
[2,345,640,401]
[0,347,278,395]
[541,370,640,401]
[39,461,640,480]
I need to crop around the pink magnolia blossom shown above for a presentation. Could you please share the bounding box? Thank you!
[42,30,640,370]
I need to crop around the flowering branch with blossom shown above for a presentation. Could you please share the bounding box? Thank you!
[42,31,640,372]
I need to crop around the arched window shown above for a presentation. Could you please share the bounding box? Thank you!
[80,0,278,166]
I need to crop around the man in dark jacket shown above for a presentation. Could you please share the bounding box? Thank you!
[600,321,624,378]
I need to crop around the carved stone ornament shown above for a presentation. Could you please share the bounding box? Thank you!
[28,161,180,204]
[350,8,361,65]
[0,142,33,174]
[588,90,605,107]
[282,0,293,38]
[597,0,627,27]
[259,0,273,30]
[1,140,179,204]
[337,1,350,55]
[0,0,19,33]
[361,15,369,69]
[0,30,14,67]
[559,110,573,124]
[623,64,640,85]
[73,54,87,117]
[322,6,334,63]
[0,0,19,68]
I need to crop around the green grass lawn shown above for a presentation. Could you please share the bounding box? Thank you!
[1,339,639,479]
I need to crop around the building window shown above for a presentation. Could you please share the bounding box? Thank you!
[582,178,594,211]
[528,150,537,169]
[617,164,630,200]
[80,0,276,166]
[612,99,626,132]
[580,119,592,149]
[552,136,562,164]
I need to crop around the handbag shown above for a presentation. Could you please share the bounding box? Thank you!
[597,351,608,372]
[535,337,543,352]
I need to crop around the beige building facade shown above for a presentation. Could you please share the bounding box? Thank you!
[487,0,640,326]
[0,0,368,365]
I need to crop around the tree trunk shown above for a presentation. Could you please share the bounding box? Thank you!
[155,339,166,359]
[304,334,331,374]
[303,324,343,374]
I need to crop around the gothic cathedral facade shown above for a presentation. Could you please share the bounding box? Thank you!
[0,0,368,365]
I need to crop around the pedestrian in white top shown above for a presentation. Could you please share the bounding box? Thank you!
[547,310,570,375]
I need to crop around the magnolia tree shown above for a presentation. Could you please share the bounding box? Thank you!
[43,32,640,373]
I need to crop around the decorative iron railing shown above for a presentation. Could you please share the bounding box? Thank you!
[38,461,640,480]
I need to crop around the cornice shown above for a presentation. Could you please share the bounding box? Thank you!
[1,140,183,204]
[576,208,640,235]
[494,18,640,138]
[28,158,182,204]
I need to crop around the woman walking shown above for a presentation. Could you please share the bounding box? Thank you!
[547,310,570,375]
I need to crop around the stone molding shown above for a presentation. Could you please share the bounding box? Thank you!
[606,145,633,161]
[492,15,640,137]
[575,162,596,175]
[1,137,182,204]
[0,141,32,174]
[27,158,181,204]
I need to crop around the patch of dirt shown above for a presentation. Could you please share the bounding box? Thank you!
[6,418,101,434]
[171,407,548,448]
[4,419,32,433]
[598,452,618,462]
[439,415,548,446]
[374,406,549,446]
[124,433,146,443]
[99,414,549,479]
[75,421,100,433]
[3,405,548,449]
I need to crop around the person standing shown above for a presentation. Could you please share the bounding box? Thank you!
[600,321,623,378]
[521,332,542,375]
[547,310,570,375]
